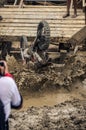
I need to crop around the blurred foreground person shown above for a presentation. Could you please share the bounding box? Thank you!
[0,61,23,130]
[63,0,77,18]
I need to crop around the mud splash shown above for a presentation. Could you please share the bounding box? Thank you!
[19,79,86,110]
[6,50,86,130]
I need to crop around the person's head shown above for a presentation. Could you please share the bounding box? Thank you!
[0,62,5,76]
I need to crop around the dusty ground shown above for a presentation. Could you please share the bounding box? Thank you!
[5,49,86,130]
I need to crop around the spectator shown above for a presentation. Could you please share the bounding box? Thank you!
[0,61,13,78]
[0,61,23,130]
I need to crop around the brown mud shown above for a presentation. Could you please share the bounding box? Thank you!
[5,50,86,129]
[9,99,86,130]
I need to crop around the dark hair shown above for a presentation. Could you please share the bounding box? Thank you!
[0,62,4,67]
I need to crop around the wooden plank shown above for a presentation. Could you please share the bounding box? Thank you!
[0,27,80,32]
[3,5,66,8]
[0,33,74,38]
[0,29,84,37]
[2,5,82,9]
[0,10,84,15]
[0,31,80,37]
[0,9,82,13]
[0,23,84,28]
[0,12,83,17]
[0,18,85,24]
[0,12,83,16]
[0,15,85,19]
[68,26,86,45]
[0,30,81,38]
[0,6,83,12]
[0,26,82,31]
[1,6,67,9]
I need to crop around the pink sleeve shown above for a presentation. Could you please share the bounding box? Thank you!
[5,73,13,78]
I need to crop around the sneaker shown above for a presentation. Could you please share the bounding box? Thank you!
[71,14,77,18]
[0,16,3,20]
[63,14,70,18]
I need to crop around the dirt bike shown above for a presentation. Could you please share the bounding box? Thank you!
[20,20,51,68]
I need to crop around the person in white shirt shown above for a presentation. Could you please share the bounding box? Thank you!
[0,63,23,130]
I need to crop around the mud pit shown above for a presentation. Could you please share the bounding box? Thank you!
[9,99,86,130]
[6,50,86,129]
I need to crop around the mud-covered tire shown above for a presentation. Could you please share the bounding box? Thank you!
[37,20,50,51]
[20,35,28,50]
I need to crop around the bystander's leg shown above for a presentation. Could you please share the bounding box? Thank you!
[63,0,71,18]
[71,0,77,18]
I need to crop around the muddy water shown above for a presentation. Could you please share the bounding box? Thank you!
[21,80,86,110]
[6,48,86,109]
